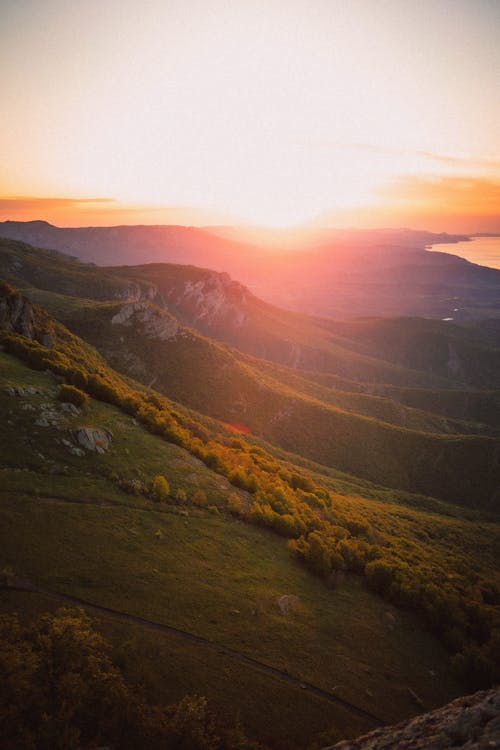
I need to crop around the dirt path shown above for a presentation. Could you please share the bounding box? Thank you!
[6,580,384,727]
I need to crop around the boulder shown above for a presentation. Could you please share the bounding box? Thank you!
[75,427,112,454]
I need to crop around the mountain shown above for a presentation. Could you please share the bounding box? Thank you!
[0,236,499,748]
[2,221,500,320]
[2,237,500,508]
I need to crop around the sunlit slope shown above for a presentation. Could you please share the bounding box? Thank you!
[4,234,500,393]
[1,293,499,697]
[13,289,496,507]
[2,224,500,322]
[1,237,500,507]
[0,354,462,746]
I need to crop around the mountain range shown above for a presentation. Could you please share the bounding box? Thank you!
[0,226,499,749]
[2,220,500,320]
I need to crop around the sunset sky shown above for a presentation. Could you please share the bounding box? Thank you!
[1,0,499,230]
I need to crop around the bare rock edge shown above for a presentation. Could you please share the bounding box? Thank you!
[325,687,500,750]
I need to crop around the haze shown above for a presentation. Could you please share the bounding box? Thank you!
[1,0,499,231]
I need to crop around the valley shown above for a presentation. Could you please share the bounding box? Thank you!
[0,233,499,748]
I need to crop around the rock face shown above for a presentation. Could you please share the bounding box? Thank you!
[111,302,179,341]
[157,271,248,332]
[0,289,35,339]
[75,427,112,454]
[326,688,500,750]
[0,284,53,346]
[114,281,158,303]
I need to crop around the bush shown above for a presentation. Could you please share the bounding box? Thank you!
[151,475,170,502]
[227,492,244,516]
[57,383,88,407]
[175,488,187,503]
[192,490,208,507]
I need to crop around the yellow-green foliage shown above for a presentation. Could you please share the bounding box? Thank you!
[151,474,170,502]
[1,323,499,691]
[175,488,187,503]
[57,383,88,407]
[0,608,264,750]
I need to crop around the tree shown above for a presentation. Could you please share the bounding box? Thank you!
[151,474,170,502]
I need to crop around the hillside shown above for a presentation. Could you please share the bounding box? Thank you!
[0,353,462,748]
[0,281,499,746]
[327,687,500,750]
[1,237,500,508]
[2,222,500,321]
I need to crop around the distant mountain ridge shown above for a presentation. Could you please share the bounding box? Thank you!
[1,236,500,509]
[1,220,500,320]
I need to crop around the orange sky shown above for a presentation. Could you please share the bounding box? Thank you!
[1,0,499,231]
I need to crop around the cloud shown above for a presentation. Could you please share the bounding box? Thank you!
[306,141,500,172]
[0,196,114,210]
[414,152,500,171]
[380,174,500,213]
[0,195,232,227]
[311,174,500,233]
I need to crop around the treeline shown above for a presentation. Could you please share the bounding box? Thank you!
[0,607,265,750]
[1,317,499,691]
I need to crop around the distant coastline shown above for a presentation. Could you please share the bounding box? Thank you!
[427,236,500,270]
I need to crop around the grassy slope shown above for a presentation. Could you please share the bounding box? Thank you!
[4,234,500,424]
[0,238,456,390]
[42,294,500,508]
[115,262,455,389]
[0,354,463,747]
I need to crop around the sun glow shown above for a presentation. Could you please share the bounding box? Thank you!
[1,1,500,230]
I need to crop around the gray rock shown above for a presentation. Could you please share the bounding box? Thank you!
[60,402,80,415]
[277,594,300,616]
[75,427,112,454]
[20,403,35,411]
[0,293,35,339]
[325,688,500,750]
[111,302,179,341]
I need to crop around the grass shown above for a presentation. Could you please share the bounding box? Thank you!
[38,293,500,507]
[0,354,464,747]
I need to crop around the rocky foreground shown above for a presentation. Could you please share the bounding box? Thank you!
[326,688,500,750]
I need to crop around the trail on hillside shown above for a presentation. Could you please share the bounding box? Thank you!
[5,580,384,727]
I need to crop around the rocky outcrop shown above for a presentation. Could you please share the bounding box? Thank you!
[0,283,53,346]
[114,281,158,303]
[0,287,35,339]
[111,302,179,341]
[164,272,248,330]
[75,427,112,454]
[325,688,500,750]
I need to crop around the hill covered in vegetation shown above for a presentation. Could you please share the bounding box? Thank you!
[0,237,499,748]
[2,221,500,321]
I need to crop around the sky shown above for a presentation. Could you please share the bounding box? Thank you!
[1,0,499,230]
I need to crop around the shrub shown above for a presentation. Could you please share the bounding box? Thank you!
[175,488,187,503]
[57,383,88,407]
[151,475,170,502]
[227,492,244,516]
[192,490,208,507]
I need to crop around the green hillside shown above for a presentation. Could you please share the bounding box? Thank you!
[0,354,463,748]
[38,292,499,508]
[1,243,500,747]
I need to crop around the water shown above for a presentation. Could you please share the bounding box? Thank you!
[428,236,500,270]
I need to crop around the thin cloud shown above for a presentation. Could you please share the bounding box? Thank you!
[380,174,500,212]
[304,141,500,171]
[0,196,115,210]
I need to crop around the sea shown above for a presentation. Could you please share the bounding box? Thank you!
[427,236,500,270]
